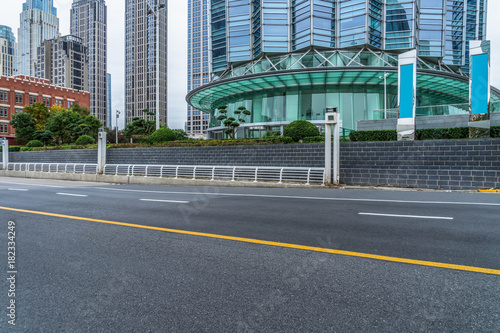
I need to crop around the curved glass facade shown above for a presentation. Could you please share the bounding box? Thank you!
[189,1,491,138]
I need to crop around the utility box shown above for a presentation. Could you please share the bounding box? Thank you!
[325,111,338,124]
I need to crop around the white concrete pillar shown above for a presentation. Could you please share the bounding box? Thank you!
[2,139,8,170]
[97,131,106,174]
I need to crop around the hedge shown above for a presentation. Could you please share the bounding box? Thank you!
[349,130,397,142]
[415,127,469,140]
[349,126,500,142]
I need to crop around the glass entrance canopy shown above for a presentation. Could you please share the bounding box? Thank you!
[186,48,500,134]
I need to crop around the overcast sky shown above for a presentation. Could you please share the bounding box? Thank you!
[1,1,500,130]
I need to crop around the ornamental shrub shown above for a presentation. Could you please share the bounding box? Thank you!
[284,120,320,142]
[75,135,95,146]
[26,140,44,147]
[148,127,176,144]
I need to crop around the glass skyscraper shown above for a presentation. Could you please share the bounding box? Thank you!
[71,0,108,127]
[124,0,168,127]
[187,0,497,138]
[17,0,59,77]
[186,0,211,138]
[0,26,16,77]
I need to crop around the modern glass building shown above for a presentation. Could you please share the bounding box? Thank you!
[17,0,59,77]
[71,0,108,127]
[124,0,168,127]
[187,0,499,138]
[0,26,16,77]
[186,0,211,139]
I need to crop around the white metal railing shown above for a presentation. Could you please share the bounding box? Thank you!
[104,164,325,185]
[6,163,325,184]
[8,163,97,174]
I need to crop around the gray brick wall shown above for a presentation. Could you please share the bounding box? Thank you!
[7,149,98,164]
[106,145,324,167]
[3,139,500,190]
[340,139,500,190]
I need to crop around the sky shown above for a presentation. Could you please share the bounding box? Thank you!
[1,0,187,130]
[1,1,500,130]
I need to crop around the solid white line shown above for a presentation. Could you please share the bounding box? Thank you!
[93,187,500,207]
[8,188,29,191]
[140,199,189,204]
[359,212,453,220]
[56,193,88,197]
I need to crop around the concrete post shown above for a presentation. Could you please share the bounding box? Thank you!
[333,121,340,185]
[325,109,339,185]
[325,121,332,184]
[97,130,106,174]
[2,139,8,170]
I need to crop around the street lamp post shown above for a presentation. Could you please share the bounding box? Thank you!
[115,110,120,144]
[147,1,166,130]
[379,72,389,119]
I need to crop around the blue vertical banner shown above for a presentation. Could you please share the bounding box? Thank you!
[471,53,489,115]
[400,64,414,119]
[397,50,417,141]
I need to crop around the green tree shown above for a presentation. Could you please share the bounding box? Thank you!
[216,105,251,139]
[123,117,156,139]
[9,112,36,144]
[24,103,51,130]
[82,115,103,139]
[71,103,90,117]
[172,129,188,141]
[33,130,54,146]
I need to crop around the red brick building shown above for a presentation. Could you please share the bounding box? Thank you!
[0,75,90,144]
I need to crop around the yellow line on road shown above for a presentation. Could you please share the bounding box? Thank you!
[479,189,500,193]
[2,205,500,276]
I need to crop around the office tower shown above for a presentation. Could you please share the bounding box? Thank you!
[70,0,108,127]
[186,0,210,138]
[0,26,16,77]
[17,0,59,76]
[125,0,168,127]
[187,0,493,138]
[35,35,88,92]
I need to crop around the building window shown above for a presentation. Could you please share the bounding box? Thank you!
[68,100,74,108]
[43,97,51,105]
[0,91,8,101]
[0,123,7,133]
[0,106,7,117]
[55,99,62,107]
[29,95,37,105]
[15,93,23,104]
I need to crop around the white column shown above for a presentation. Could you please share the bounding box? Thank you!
[2,139,8,170]
[97,131,106,174]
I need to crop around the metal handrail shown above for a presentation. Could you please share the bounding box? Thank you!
[7,163,97,174]
[6,163,325,184]
[103,164,325,184]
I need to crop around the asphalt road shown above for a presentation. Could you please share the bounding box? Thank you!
[0,177,499,332]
